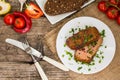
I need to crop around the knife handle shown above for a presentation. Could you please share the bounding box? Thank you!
[43,56,69,71]
[34,62,48,80]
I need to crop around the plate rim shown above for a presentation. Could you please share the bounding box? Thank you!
[56,16,116,74]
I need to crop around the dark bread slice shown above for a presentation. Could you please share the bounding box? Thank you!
[74,36,103,63]
[66,27,100,50]
[44,0,88,16]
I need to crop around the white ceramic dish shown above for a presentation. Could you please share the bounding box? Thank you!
[56,17,116,74]
[35,0,95,24]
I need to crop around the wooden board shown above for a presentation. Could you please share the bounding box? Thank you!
[0,0,120,80]
[0,0,71,80]
[44,1,120,80]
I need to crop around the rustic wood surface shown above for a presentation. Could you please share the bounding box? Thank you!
[0,0,71,80]
[44,0,120,80]
[0,0,120,80]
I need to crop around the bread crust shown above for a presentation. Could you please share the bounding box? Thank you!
[44,0,88,15]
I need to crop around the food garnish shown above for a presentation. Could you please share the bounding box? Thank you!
[62,25,106,71]
[24,2,43,19]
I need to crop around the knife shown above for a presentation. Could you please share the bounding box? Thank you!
[22,38,48,80]
[6,38,69,71]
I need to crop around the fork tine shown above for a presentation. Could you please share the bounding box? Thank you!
[41,42,44,55]
[22,38,28,49]
[39,40,44,55]
[25,38,29,46]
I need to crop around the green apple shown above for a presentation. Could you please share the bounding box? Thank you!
[0,0,11,15]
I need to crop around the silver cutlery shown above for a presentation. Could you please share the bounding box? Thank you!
[22,38,48,80]
[18,0,26,11]
[6,38,69,71]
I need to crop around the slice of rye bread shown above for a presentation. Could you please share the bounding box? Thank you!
[74,36,103,63]
[44,0,88,16]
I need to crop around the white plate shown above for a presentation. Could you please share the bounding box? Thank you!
[35,0,95,24]
[56,17,116,74]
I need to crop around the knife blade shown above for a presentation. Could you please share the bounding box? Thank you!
[6,38,69,71]
[6,38,41,58]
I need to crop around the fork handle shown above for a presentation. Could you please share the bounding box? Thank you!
[43,56,69,71]
[20,2,24,12]
[34,62,48,80]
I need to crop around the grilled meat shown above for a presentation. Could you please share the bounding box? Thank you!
[74,36,103,63]
[66,27,100,50]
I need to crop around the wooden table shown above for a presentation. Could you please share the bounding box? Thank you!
[0,0,120,80]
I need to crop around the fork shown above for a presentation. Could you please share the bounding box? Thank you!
[18,0,26,11]
[22,38,48,80]
[36,40,69,71]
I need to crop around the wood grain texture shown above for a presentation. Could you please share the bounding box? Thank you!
[1,0,120,80]
[0,0,72,80]
[44,1,120,80]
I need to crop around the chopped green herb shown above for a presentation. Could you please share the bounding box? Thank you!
[100,30,105,38]
[102,56,104,59]
[99,60,102,63]
[92,63,95,65]
[105,45,107,48]
[75,28,77,30]
[81,62,89,66]
[91,41,97,46]
[100,51,103,54]
[74,59,78,62]
[88,68,91,71]
[71,28,74,34]
[79,28,81,31]
[96,54,100,58]
[85,25,89,29]
[66,51,73,57]
[90,62,95,65]
[64,44,66,47]
[87,48,93,54]
[69,28,74,34]
[84,34,93,44]
[62,54,65,58]
[69,31,72,33]
[84,35,88,43]
[68,57,71,60]
[77,67,82,71]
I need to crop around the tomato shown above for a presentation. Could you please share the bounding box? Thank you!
[106,7,118,19]
[14,17,25,29]
[117,2,120,8]
[117,15,120,24]
[98,1,109,12]
[24,2,43,19]
[4,14,15,25]
[13,11,32,34]
[109,0,119,5]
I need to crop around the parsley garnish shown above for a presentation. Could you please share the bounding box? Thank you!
[77,67,82,71]
[100,30,105,38]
